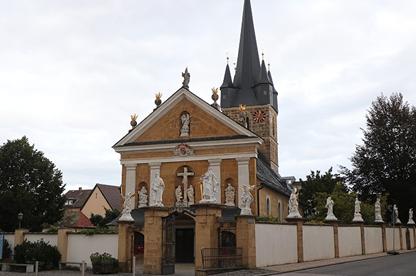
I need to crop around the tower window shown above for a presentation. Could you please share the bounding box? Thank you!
[266,196,271,216]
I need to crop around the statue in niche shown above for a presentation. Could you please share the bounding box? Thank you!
[175,185,183,203]
[180,113,190,137]
[200,169,219,203]
[119,192,135,222]
[151,173,165,207]
[408,208,415,225]
[138,186,148,208]
[393,204,401,224]
[287,187,302,219]
[187,185,195,205]
[352,196,364,222]
[325,196,337,221]
[374,194,383,223]
[240,185,254,215]
[225,183,235,207]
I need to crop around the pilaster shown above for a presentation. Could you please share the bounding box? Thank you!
[57,228,72,262]
[125,164,137,207]
[381,223,387,252]
[208,159,222,204]
[14,229,28,247]
[149,162,161,206]
[237,157,250,209]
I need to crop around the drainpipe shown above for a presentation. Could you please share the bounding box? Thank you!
[257,184,264,217]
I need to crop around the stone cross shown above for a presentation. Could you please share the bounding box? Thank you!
[177,167,195,206]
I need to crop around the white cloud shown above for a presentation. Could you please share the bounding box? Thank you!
[1,0,415,190]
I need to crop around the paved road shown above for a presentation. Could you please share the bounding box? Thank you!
[279,252,416,276]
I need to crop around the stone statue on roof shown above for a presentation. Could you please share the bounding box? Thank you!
[182,67,190,88]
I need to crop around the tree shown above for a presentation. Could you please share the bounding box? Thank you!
[299,168,344,219]
[343,93,416,223]
[0,137,65,231]
[90,209,120,228]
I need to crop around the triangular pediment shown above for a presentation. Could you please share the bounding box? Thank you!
[114,88,259,148]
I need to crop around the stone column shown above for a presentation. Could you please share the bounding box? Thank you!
[125,164,137,206]
[286,218,304,263]
[236,215,256,269]
[149,162,161,206]
[57,228,72,262]
[14,229,28,247]
[237,157,250,209]
[329,222,339,258]
[358,223,366,255]
[413,226,416,249]
[381,223,387,252]
[143,207,170,275]
[194,204,223,271]
[208,159,222,204]
[118,222,134,272]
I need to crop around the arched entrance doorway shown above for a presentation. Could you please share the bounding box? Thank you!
[174,212,195,263]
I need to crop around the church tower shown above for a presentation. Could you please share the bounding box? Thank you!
[221,0,279,173]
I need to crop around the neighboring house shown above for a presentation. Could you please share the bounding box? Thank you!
[81,184,122,218]
[63,184,121,228]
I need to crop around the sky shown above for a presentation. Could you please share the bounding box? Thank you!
[1,0,416,191]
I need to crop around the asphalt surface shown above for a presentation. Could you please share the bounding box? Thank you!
[279,251,416,276]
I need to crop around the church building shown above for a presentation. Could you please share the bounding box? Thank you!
[113,0,294,273]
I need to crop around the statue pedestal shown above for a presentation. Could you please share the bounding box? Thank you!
[352,214,364,223]
[142,207,171,275]
[236,215,256,269]
[118,221,134,272]
[193,203,224,270]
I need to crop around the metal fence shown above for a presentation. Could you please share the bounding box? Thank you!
[201,247,243,270]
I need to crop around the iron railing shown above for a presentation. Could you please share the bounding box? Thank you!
[201,247,243,270]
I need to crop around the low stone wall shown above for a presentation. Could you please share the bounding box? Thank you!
[67,233,118,267]
[255,224,297,266]
[303,225,334,261]
[338,226,361,257]
[255,222,416,268]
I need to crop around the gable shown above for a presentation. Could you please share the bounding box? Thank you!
[114,88,259,148]
[81,186,111,218]
[135,97,240,143]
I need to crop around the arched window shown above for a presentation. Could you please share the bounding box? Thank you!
[266,196,271,216]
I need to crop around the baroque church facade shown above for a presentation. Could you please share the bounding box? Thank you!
[113,0,294,273]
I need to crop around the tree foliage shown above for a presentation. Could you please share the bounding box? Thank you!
[299,168,387,224]
[342,93,416,223]
[90,209,120,228]
[0,137,65,231]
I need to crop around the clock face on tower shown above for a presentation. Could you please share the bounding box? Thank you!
[252,110,266,123]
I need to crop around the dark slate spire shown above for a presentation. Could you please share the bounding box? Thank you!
[220,0,278,111]
[233,0,260,88]
[258,59,271,84]
[221,63,233,88]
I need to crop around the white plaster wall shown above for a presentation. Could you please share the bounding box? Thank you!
[4,234,14,254]
[67,234,118,267]
[255,224,297,267]
[303,226,334,261]
[364,227,383,254]
[386,228,401,251]
[24,234,58,247]
[338,227,362,257]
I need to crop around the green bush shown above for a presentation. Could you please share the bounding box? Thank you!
[90,252,118,274]
[14,240,61,270]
